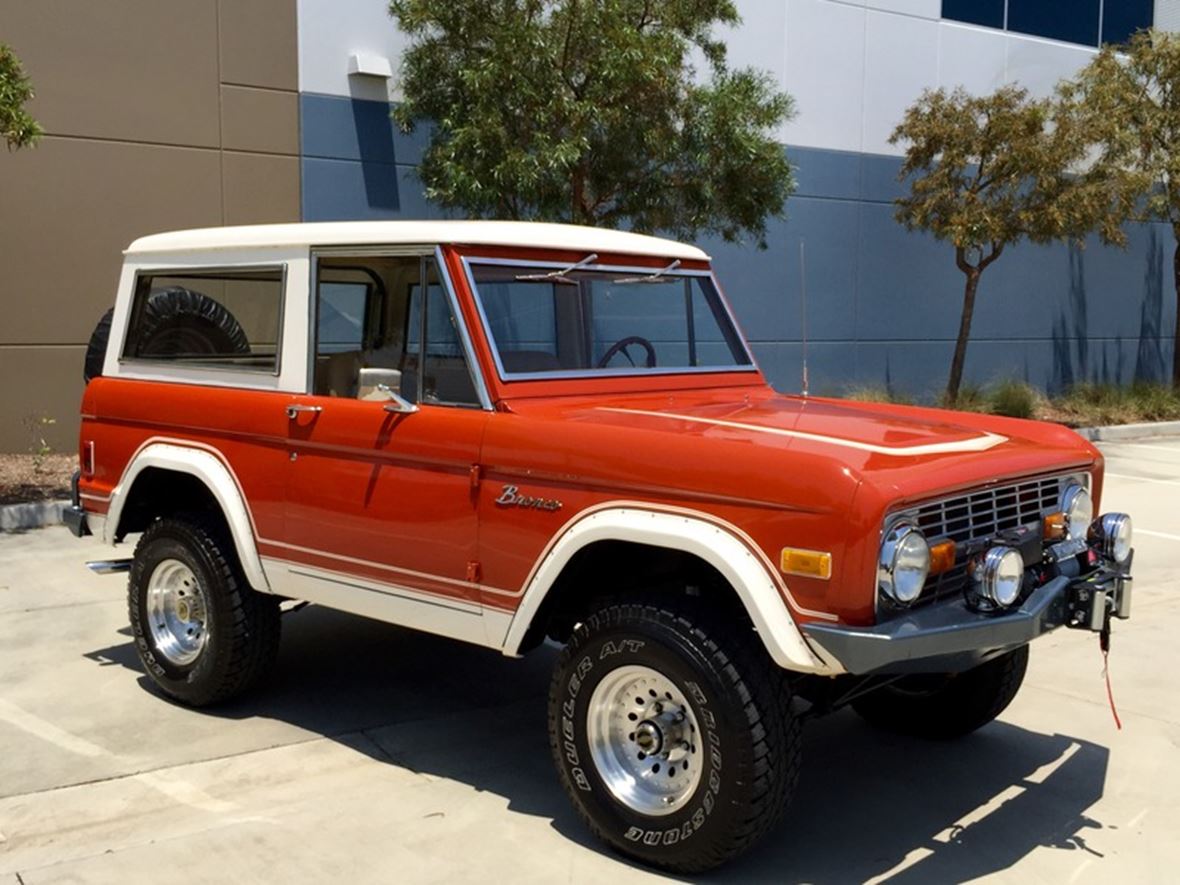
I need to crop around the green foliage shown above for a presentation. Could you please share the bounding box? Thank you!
[0,43,42,150]
[890,85,1132,404]
[1054,382,1180,425]
[988,379,1038,419]
[389,0,796,245]
[1060,31,1180,226]
[892,85,1130,269]
[942,382,989,412]
[842,385,913,405]
[1061,30,1180,387]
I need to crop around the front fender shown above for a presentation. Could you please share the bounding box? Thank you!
[498,504,841,674]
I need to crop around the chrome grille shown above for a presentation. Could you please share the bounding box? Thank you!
[888,473,1075,605]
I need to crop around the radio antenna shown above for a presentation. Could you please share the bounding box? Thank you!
[799,240,809,398]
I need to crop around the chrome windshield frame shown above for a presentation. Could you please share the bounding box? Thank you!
[459,255,759,382]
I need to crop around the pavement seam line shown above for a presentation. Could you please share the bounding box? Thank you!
[1023,682,1180,727]
[0,733,330,803]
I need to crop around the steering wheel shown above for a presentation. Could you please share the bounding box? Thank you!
[596,335,657,369]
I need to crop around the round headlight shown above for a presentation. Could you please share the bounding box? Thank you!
[879,525,930,605]
[978,546,1025,608]
[1061,483,1093,541]
[1089,512,1133,564]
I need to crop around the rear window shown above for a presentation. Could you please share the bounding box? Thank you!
[122,267,284,373]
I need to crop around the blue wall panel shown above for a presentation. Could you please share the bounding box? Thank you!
[300,93,1176,399]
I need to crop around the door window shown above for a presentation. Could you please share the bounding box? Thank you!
[313,255,482,407]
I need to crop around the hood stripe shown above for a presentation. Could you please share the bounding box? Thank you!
[598,408,1007,457]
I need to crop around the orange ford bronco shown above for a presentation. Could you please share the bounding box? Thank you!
[66,221,1133,872]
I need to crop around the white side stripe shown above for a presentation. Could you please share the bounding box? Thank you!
[597,408,1007,456]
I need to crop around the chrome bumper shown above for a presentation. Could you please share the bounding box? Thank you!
[802,559,1132,676]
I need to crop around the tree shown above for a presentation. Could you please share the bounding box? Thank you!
[891,86,1132,404]
[388,0,795,245]
[1061,30,1180,388]
[0,43,42,150]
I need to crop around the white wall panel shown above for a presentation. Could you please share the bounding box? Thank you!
[938,22,1008,96]
[298,0,409,101]
[784,0,866,151]
[862,9,938,154]
[1005,32,1097,100]
[1158,0,1180,32]
[865,0,940,19]
[717,1,789,98]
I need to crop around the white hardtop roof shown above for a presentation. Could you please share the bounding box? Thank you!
[126,220,710,261]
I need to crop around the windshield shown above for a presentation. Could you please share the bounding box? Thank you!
[466,260,754,377]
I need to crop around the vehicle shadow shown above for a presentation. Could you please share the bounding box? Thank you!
[86,605,1112,883]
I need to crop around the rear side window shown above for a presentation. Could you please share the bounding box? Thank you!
[122,267,284,372]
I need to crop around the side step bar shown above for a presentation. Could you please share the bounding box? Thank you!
[87,559,132,575]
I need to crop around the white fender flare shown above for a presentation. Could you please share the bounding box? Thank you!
[500,505,840,675]
[105,441,271,593]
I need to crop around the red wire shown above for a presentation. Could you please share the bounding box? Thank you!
[1103,649,1122,731]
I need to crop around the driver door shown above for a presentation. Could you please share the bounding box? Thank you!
[273,251,491,642]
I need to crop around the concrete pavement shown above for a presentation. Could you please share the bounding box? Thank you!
[1,441,1178,883]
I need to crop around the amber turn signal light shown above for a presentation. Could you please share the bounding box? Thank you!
[1043,511,1067,541]
[780,547,832,580]
[929,539,956,575]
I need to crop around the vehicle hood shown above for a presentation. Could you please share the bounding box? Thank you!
[505,387,1101,509]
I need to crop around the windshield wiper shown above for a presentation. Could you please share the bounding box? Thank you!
[514,252,598,285]
[614,259,682,284]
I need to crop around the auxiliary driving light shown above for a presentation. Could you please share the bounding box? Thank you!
[878,524,930,605]
[1061,483,1093,541]
[1089,512,1133,564]
[977,546,1025,608]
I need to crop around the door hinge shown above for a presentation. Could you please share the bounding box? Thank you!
[469,463,482,493]
[466,561,482,583]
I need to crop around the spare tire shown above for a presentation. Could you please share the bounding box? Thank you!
[83,308,114,383]
[83,288,250,383]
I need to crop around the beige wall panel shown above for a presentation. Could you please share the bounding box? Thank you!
[0,346,87,452]
[1,1,220,147]
[0,137,223,345]
[221,153,300,225]
[221,86,299,156]
[219,0,298,91]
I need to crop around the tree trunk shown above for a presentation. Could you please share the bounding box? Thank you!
[947,268,981,405]
[1173,232,1180,389]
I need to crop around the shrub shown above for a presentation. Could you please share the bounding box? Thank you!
[990,380,1039,419]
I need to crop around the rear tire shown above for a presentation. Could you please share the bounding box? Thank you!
[548,599,800,873]
[128,515,280,707]
[852,645,1029,739]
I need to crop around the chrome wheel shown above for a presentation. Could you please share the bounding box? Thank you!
[145,558,209,666]
[586,664,703,816]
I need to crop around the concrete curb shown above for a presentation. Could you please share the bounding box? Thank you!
[1073,420,1180,442]
[0,499,70,532]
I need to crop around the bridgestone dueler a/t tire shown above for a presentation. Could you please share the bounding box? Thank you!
[852,645,1030,740]
[128,516,281,707]
[548,600,801,873]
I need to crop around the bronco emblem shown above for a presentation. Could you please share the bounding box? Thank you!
[494,484,563,512]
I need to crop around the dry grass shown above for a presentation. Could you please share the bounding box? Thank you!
[840,380,1180,428]
[0,453,75,505]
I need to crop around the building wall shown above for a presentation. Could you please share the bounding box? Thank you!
[0,0,301,452]
[295,0,1175,400]
[1,0,1172,452]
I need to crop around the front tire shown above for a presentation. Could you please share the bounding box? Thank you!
[548,600,800,873]
[128,516,281,707]
[852,645,1029,739]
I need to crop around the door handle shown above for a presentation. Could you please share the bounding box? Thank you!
[286,404,323,420]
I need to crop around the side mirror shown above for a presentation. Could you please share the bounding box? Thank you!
[358,367,419,414]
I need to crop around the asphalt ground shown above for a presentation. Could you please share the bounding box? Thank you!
[1,439,1177,884]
